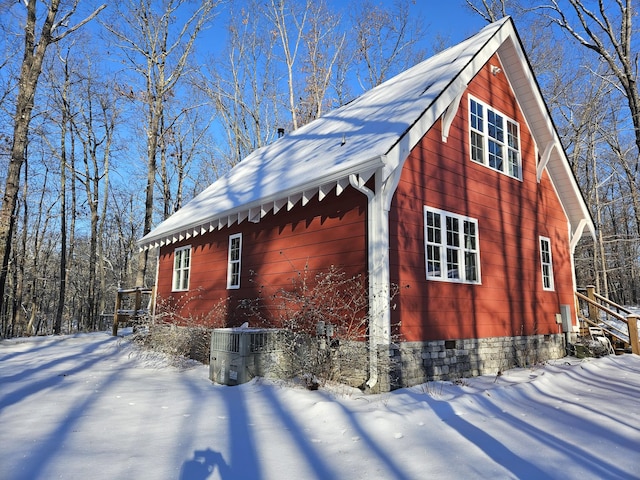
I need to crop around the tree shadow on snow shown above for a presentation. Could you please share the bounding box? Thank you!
[219,386,262,479]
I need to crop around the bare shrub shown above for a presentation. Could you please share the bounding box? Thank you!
[131,293,230,364]
[248,263,402,389]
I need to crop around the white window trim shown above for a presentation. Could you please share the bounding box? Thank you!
[227,233,242,289]
[540,236,555,291]
[424,206,481,284]
[468,95,522,180]
[172,245,191,292]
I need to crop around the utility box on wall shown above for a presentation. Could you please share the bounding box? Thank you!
[560,304,573,333]
[209,328,286,385]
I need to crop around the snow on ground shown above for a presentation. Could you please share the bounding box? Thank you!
[1,331,639,480]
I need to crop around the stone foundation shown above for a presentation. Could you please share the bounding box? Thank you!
[379,333,570,391]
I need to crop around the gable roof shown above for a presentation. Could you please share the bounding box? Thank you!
[139,17,594,250]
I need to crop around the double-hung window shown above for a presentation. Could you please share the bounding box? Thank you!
[172,246,191,291]
[227,233,242,289]
[469,96,521,180]
[424,207,480,283]
[540,236,554,291]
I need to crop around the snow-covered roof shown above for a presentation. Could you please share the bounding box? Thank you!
[139,17,594,250]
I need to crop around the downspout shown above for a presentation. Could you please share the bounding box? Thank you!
[349,173,379,389]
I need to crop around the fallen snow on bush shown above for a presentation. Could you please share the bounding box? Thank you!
[1,331,639,480]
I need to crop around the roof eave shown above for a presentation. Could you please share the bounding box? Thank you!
[137,154,386,251]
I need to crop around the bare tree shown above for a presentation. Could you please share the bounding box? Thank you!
[203,0,282,167]
[70,57,118,330]
[103,0,219,286]
[265,0,313,130]
[542,1,640,163]
[0,0,105,325]
[465,0,508,22]
[350,0,426,89]
[298,0,345,125]
[51,46,73,335]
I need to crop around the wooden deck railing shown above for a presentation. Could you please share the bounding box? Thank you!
[112,286,156,336]
[575,286,639,354]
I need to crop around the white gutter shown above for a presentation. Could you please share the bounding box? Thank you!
[349,169,391,390]
[349,173,377,388]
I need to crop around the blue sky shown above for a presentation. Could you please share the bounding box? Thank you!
[406,1,488,44]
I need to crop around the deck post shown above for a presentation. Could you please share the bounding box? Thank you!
[112,290,122,336]
[627,314,640,355]
[134,288,143,321]
[586,285,598,321]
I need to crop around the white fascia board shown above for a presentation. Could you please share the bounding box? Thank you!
[138,154,387,250]
[496,30,595,240]
[382,25,509,207]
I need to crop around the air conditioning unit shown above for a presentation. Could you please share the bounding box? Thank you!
[209,328,286,385]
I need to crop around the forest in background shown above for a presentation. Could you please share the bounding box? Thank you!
[0,0,638,337]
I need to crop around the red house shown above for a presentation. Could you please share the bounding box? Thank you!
[139,18,594,391]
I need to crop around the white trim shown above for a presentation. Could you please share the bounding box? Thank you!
[570,218,589,254]
[226,233,242,290]
[349,169,391,390]
[139,155,386,250]
[537,142,555,182]
[468,94,523,180]
[441,87,466,142]
[539,236,555,291]
[424,207,481,284]
[172,245,191,292]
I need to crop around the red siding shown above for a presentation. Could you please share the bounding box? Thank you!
[390,54,575,342]
[156,188,367,327]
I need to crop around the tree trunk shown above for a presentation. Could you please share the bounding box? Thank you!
[0,0,104,322]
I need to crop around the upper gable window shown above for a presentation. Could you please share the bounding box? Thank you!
[469,96,522,180]
[172,246,191,291]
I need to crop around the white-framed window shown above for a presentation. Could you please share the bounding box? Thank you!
[172,245,191,291]
[469,96,522,180]
[227,233,242,289]
[424,207,480,284]
[540,236,554,291]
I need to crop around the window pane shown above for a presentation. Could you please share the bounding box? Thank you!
[488,110,504,142]
[464,221,476,249]
[427,245,441,277]
[488,140,503,170]
[446,248,459,279]
[508,150,520,178]
[465,251,478,282]
[507,122,518,149]
[446,216,459,247]
[427,211,441,244]
[471,131,484,163]
[470,100,483,132]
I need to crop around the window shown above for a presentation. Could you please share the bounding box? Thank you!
[469,96,521,179]
[540,236,554,291]
[424,207,480,283]
[227,233,242,289]
[172,246,191,291]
